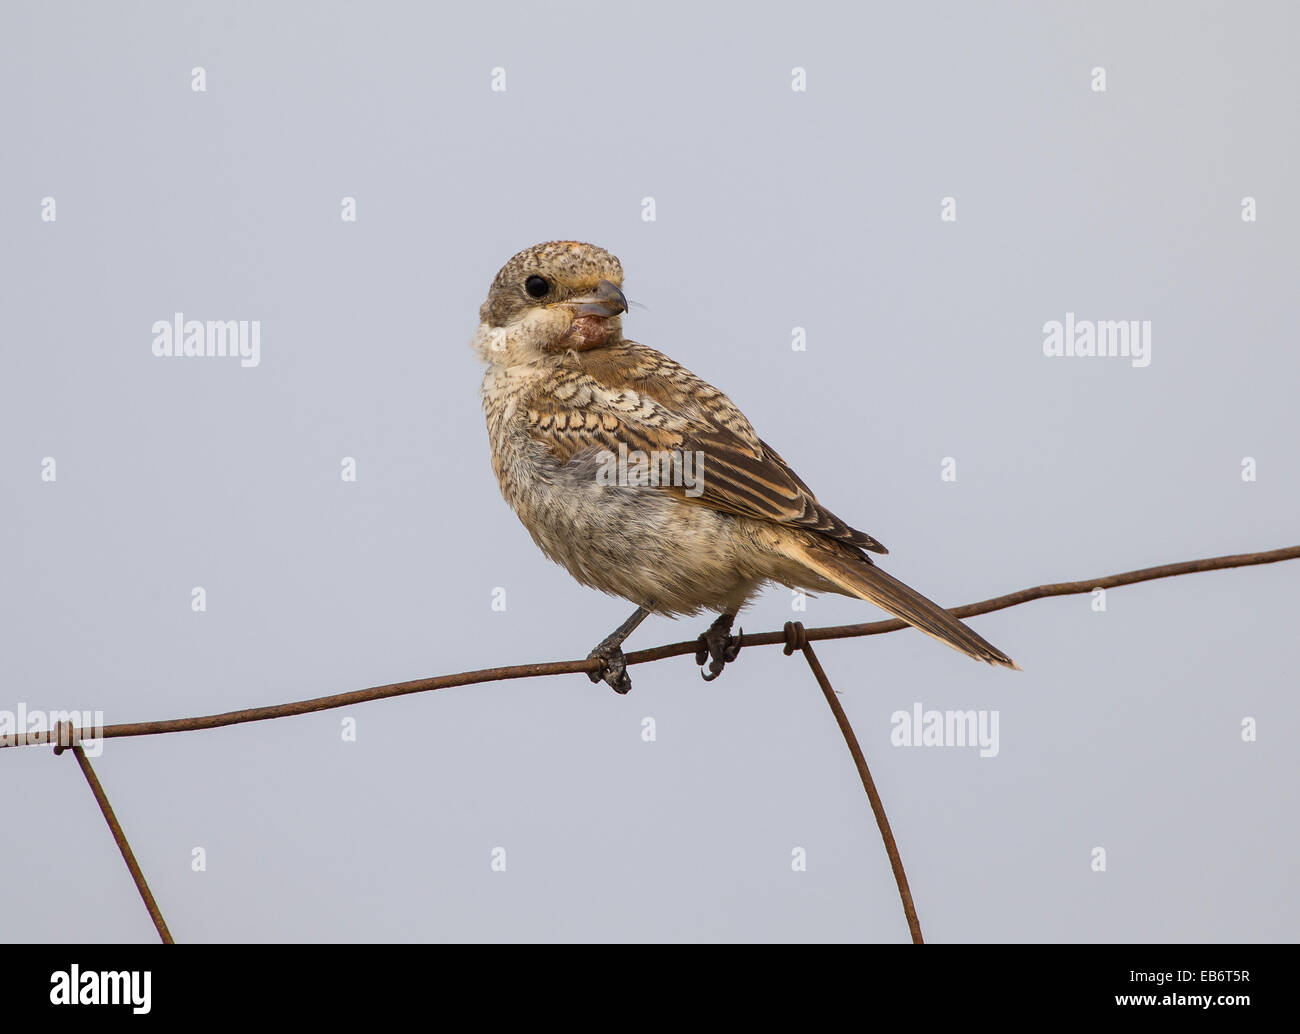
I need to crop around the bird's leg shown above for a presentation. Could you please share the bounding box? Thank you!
[587,604,653,695]
[695,613,743,682]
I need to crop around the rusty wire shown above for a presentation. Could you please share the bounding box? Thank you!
[6,545,1295,749]
[52,722,174,944]
[782,620,925,943]
[8,543,1299,943]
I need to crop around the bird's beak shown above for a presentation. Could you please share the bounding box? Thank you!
[567,279,628,318]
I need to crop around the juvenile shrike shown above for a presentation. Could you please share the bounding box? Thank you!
[473,241,1017,693]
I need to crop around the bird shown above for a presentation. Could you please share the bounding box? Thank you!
[473,240,1018,693]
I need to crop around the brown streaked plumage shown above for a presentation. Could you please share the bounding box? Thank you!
[473,240,1018,692]
[523,346,888,554]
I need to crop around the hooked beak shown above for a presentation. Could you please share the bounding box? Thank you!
[567,279,628,318]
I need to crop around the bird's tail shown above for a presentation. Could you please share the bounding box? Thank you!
[779,539,1020,669]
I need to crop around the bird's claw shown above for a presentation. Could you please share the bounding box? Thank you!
[588,645,633,695]
[695,620,743,682]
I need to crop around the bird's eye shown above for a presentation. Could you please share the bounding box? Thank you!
[524,275,550,299]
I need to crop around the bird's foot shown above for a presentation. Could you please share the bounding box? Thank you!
[695,613,743,682]
[587,642,633,695]
[584,605,653,695]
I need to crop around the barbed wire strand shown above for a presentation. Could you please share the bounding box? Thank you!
[8,543,1298,943]
[52,722,174,944]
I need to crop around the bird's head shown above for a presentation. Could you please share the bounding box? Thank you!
[474,241,628,362]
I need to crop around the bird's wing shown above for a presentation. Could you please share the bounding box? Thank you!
[522,343,887,554]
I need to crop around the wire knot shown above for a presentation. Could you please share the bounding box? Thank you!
[782,621,809,655]
[52,720,77,756]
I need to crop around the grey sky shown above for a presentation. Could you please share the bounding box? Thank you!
[1,0,1296,942]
